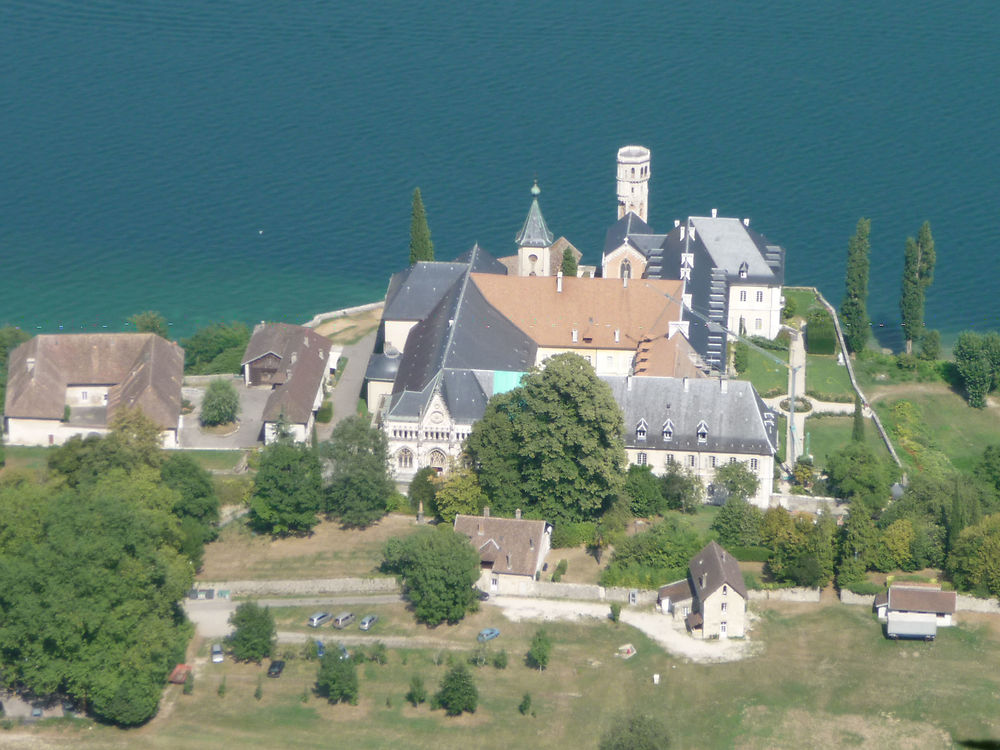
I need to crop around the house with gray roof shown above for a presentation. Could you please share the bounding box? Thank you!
[657,541,748,639]
[4,333,184,447]
[601,375,779,507]
[454,508,552,596]
[241,323,334,445]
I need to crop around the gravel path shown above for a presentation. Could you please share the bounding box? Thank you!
[493,596,753,663]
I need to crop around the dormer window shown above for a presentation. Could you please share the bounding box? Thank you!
[635,419,647,441]
[738,261,749,279]
[662,419,674,441]
[696,420,709,444]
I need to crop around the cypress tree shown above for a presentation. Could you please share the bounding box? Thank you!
[840,218,871,354]
[408,188,434,264]
[852,392,865,443]
[561,246,578,277]
[900,221,935,354]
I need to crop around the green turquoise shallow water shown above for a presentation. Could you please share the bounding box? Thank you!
[2,1,998,344]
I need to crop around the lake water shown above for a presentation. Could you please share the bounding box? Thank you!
[3,1,998,344]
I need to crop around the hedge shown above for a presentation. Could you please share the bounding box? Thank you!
[805,309,837,355]
[845,580,884,595]
[551,522,597,549]
[729,546,772,563]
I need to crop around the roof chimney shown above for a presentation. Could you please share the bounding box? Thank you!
[680,226,686,240]
[743,217,750,227]
[614,329,620,343]
[711,208,717,218]
[623,276,628,289]
[674,220,680,228]
[557,271,563,293]
[529,536,534,550]
[506,553,512,570]
[26,357,35,374]
[483,506,490,517]
[683,377,690,392]
[515,508,522,519]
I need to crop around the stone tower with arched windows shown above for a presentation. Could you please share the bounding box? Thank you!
[617,145,650,222]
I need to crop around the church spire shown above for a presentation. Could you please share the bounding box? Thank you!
[515,180,554,249]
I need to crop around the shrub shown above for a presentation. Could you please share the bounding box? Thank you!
[315,400,333,423]
[845,580,884,595]
[434,664,478,716]
[551,521,597,548]
[200,379,241,426]
[805,308,837,355]
[217,677,227,698]
[183,672,194,695]
[493,650,507,670]
[519,693,532,716]
[609,602,621,623]
[406,675,427,706]
[254,678,263,701]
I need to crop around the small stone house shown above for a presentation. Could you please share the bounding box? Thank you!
[453,509,551,597]
[241,323,334,445]
[875,584,956,640]
[657,541,748,639]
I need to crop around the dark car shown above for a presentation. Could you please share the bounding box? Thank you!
[267,660,285,678]
[315,640,326,658]
[475,588,490,601]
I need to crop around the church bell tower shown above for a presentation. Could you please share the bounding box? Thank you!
[616,145,650,222]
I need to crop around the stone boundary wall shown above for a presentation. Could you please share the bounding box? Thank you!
[183,374,241,386]
[839,590,876,607]
[196,577,400,597]
[748,587,820,603]
[302,301,384,329]
[521,581,658,605]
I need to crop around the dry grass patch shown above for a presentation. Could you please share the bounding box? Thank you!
[199,514,422,581]
[314,307,382,345]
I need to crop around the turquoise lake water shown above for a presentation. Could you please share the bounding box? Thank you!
[3,1,999,344]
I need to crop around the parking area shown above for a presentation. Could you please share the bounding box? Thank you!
[178,378,272,449]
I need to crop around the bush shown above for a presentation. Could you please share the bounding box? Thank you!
[609,602,621,623]
[493,650,507,670]
[315,400,333,423]
[743,571,762,590]
[551,521,597,549]
[200,378,241,426]
[805,308,837,355]
[729,545,772,562]
[217,677,227,698]
[183,672,194,695]
[845,580,885,595]
[406,675,427,706]
[551,558,569,582]
[518,693,532,716]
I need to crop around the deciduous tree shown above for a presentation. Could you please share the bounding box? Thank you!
[322,415,394,528]
[526,628,551,670]
[953,330,997,408]
[249,442,323,536]
[434,664,477,715]
[227,603,275,663]
[409,188,434,264]
[624,464,667,517]
[712,461,760,503]
[661,462,704,514]
[900,221,936,355]
[433,469,485,523]
[466,353,626,523]
[711,496,763,548]
[200,378,240,426]
[181,322,250,374]
[947,513,1000,597]
[316,653,359,704]
[840,218,871,353]
[127,310,169,339]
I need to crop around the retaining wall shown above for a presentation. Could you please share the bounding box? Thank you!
[302,301,384,329]
[839,590,877,607]
[748,587,820,603]
[956,594,1000,614]
[196,577,400,597]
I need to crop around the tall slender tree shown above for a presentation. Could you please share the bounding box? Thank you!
[408,188,434,264]
[851,392,865,443]
[840,218,871,354]
[561,246,578,277]
[900,221,936,354]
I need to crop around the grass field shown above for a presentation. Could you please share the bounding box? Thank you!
[0,445,50,473]
[17,600,1000,749]
[782,287,818,322]
[804,415,892,467]
[805,354,854,400]
[872,385,1000,474]
[199,514,422,582]
[176,449,246,472]
[743,346,788,396]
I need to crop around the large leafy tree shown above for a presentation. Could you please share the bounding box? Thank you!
[381,528,480,626]
[712,461,760,504]
[227,602,275,663]
[316,652,359,704]
[840,218,871,353]
[161,453,220,571]
[661,463,704,514]
[947,513,1000,597]
[953,330,1000,408]
[466,353,626,523]
[900,221,936,355]
[200,378,240,426]
[434,664,477,716]
[127,310,169,339]
[768,514,837,587]
[408,187,434,264]
[711,496,763,548]
[624,464,667,517]
[433,469,485,523]
[322,415,393,528]
[180,321,251,375]
[249,442,323,536]
[824,442,898,515]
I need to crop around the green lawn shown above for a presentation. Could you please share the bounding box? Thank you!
[31,601,1000,748]
[177,449,246,472]
[873,386,1000,474]
[804,415,892,467]
[805,354,855,401]
[782,287,818,320]
[0,445,51,473]
[743,346,788,397]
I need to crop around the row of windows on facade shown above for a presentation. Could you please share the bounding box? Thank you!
[635,452,759,472]
[395,448,448,470]
[390,428,469,442]
[739,290,765,303]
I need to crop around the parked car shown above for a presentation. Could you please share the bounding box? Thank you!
[267,660,285,678]
[474,588,490,601]
[308,612,333,628]
[211,643,224,663]
[315,640,326,658]
[332,612,355,629]
[359,614,378,631]
[477,628,501,642]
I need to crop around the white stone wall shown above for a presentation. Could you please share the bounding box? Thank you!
[728,284,782,340]
[6,417,177,449]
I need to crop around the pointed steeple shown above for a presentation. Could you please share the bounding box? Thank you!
[515,180,554,248]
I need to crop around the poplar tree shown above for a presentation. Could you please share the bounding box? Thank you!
[900,221,936,354]
[409,188,434,264]
[852,392,865,443]
[840,218,871,354]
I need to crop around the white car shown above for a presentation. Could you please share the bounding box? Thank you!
[211,643,224,663]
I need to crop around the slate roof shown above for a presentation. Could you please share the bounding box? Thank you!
[471,275,686,351]
[603,212,660,256]
[454,243,508,275]
[382,261,469,323]
[243,324,332,425]
[4,333,183,429]
[689,541,748,600]
[687,217,784,284]
[385,271,536,421]
[600,375,778,456]
[514,190,554,248]
[888,585,956,615]
[454,513,549,577]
